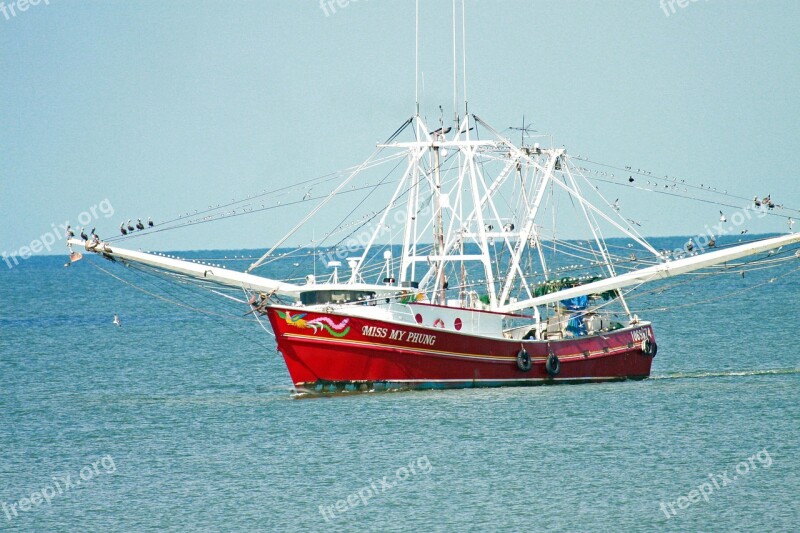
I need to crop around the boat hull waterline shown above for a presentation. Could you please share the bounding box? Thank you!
[266,306,656,393]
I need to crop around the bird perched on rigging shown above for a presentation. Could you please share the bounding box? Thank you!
[80,227,88,240]
[120,223,128,236]
[136,218,145,231]
[753,196,762,208]
[127,220,134,232]
[66,225,75,238]
[719,211,726,223]
[147,217,154,227]
[685,239,694,252]
[789,218,795,232]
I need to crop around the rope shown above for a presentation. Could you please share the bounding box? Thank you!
[88,260,254,322]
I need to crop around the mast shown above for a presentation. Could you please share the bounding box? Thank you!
[433,139,446,304]
[562,162,633,319]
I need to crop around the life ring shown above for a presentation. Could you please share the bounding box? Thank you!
[516,349,531,372]
[545,353,560,376]
[641,338,658,357]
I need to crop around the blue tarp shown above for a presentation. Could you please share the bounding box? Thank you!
[562,295,588,336]
[560,295,588,311]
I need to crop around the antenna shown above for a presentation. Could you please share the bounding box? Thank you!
[415,0,420,116]
[461,0,468,117]
[509,115,538,147]
[452,0,458,128]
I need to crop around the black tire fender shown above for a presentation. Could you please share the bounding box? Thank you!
[516,349,532,372]
[641,339,658,357]
[545,353,560,376]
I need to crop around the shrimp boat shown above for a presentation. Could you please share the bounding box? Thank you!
[66,108,800,393]
[66,4,800,394]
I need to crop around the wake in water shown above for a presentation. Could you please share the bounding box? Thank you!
[651,368,800,380]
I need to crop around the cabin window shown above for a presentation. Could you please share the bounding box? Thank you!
[300,290,377,306]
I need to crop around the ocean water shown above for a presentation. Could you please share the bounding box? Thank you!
[1,238,799,532]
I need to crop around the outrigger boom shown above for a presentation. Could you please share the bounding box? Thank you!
[68,231,800,313]
[495,232,800,314]
[66,237,305,297]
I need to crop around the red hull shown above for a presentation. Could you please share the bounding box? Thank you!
[266,306,655,393]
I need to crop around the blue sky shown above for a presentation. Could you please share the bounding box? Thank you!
[2,0,799,257]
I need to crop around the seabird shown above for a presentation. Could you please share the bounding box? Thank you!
[686,239,694,252]
[80,227,89,240]
[708,236,716,248]
[127,220,134,232]
[740,229,749,235]
[753,196,761,208]
[612,199,620,211]
[789,218,795,232]
[148,217,154,227]
[66,225,75,238]
[628,176,634,183]
[719,211,726,223]
[120,223,128,236]
[113,314,121,327]
[136,218,145,230]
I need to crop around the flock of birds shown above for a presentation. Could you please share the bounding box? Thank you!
[611,192,786,226]
[120,217,154,235]
[582,160,793,214]
[65,217,155,242]
[753,195,776,209]
[608,191,794,256]
[65,224,100,242]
